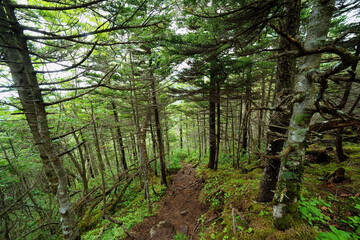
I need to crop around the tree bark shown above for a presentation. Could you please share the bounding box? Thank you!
[214,84,221,170]
[197,113,202,160]
[240,70,252,163]
[0,2,79,239]
[130,53,152,213]
[273,0,335,229]
[257,77,266,152]
[71,128,88,195]
[208,60,218,169]
[91,106,107,217]
[150,121,158,176]
[257,0,300,203]
[235,96,243,169]
[180,114,183,149]
[111,101,128,170]
[150,71,167,186]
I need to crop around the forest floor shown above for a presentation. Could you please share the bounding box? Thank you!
[124,162,208,240]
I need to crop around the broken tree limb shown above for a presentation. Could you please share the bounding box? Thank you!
[309,119,360,133]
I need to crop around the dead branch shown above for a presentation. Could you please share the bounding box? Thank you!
[230,204,250,228]
[105,215,137,239]
[57,141,86,158]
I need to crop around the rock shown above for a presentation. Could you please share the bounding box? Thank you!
[179,225,189,235]
[180,210,189,216]
[150,221,175,240]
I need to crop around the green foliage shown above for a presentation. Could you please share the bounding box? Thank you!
[317,225,358,240]
[299,193,360,240]
[299,195,331,226]
[174,232,189,240]
[169,148,187,172]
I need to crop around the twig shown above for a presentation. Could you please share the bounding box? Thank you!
[96,223,111,240]
[232,208,237,235]
[192,215,219,237]
[16,222,59,239]
[105,215,137,239]
[230,204,249,228]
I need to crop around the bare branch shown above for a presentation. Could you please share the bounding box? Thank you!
[58,141,86,158]
[52,123,92,141]
[0,100,23,110]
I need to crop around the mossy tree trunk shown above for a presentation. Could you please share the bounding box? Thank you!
[273,0,335,229]
[257,0,300,203]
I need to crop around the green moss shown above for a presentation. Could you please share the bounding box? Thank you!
[274,214,294,230]
[282,170,298,180]
[78,212,102,233]
[294,113,312,126]
[285,201,300,213]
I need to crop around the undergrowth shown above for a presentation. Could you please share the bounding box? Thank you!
[81,176,166,239]
[189,142,360,240]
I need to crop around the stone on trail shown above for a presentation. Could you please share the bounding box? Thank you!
[180,210,189,216]
[150,221,175,240]
[179,225,189,236]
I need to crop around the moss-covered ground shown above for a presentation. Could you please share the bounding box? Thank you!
[191,142,360,240]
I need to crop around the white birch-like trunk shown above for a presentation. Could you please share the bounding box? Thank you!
[273,0,335,230]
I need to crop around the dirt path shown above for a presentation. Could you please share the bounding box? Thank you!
[124,162,207,240]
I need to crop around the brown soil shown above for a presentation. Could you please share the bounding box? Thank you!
[123,162,208,240]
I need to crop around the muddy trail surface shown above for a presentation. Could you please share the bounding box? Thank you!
[124,162,207,240]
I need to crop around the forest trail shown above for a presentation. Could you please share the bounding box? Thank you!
[124,162,207,240]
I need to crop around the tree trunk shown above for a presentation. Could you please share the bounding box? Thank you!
[257,77,266,152]
[130,53,152,213]
[71,128,88,195]
[231,102,235,167]
[214,84,221,170]
[150,121,158,176]
[240,72,252,160]
[91,107,107,217]
[273,0,335,229]
[203,110,207,155]
[164,110,171,167]
[336,128,348,162]
[197,113,202,160]
[151,73,168,186]
[0,3,79,239]
[111,101,128,170]
[180,114,183,149]
[235,96,243,169]
[208,61,218,169]
[257,0,300,203]
[224,98,230,154]
[111,129,121,177]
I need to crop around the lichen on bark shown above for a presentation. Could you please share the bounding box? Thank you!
[272,0,336,230]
